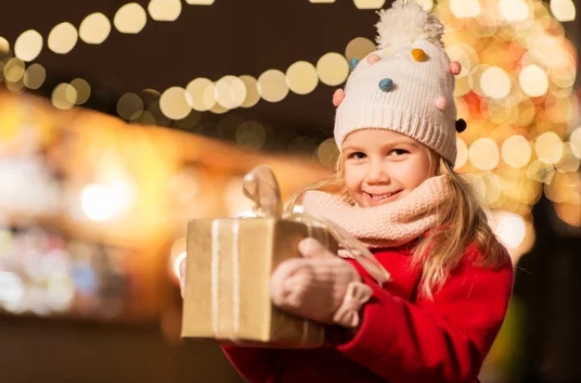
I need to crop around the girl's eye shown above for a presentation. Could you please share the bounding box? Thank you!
[348,152,366,160]
[389,149,409,156]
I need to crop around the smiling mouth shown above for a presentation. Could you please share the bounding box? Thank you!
[366,191,400,202]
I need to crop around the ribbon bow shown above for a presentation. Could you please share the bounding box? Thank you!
[332,282,373,328]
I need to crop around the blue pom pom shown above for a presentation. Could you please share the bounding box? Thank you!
[379,78,394,91]
[348,58,360,71]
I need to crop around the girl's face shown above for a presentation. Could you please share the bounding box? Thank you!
[342,129,436,207]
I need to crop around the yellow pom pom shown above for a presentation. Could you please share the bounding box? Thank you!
[411,48,426,62]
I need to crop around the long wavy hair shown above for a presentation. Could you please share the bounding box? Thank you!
[285,150,509,298]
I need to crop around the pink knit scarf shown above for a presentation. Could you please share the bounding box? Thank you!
[301,175,452,249]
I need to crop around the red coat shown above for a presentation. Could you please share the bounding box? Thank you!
[222,242,514,383]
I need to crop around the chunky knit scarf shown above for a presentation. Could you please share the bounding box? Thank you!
[302,175,452,249]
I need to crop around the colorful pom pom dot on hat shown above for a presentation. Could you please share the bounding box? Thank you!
[378,78,394,91]
[366,54,381,64]
[333,88,346,106]
[411,48,426,62]
[348,57,360,71]
[435,96,447,110]
[455,119,467,133]
[450,61,462,75]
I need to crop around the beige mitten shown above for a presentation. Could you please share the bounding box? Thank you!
[270,238,372,328]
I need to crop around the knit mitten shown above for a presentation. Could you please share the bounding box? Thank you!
[270,238,373,328]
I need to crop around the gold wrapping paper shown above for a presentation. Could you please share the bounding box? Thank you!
[181,217,338,347]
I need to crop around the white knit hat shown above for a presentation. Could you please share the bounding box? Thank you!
[333,0,464,165]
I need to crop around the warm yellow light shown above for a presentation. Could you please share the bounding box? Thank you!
[48,22,78,54]
[317,52,349,86]
[535,131,564,164]
[353,0,386,9]
[345,37,375,60]
[480,66,511,99]
[570,127,581,158]
[160,87,191,120]
[51,83,77,110]
[501,135,532,168]
[492,211,527,249]
[450,0,481,18]
[286,61,319,95]
[70,78,91,105]
[0,36,9,52]
[23,63,46,90]
[3,58,26,83]
[14,29,43,62]
[185,78,215,112]
[468,138,500,170]
[258,69,289,103]
[517,98,536,127]
[499,0,530,22]
[114,3,147,34]
[555,143,581,173]
[550,0,576,22]
[545,95,575,124]
[214,75,247,109]
[185,0,215,4]
[519,64,549,97]
[81,181,135,222]
[148,0,182,21]
[79,12,111,44]
[239,75,260,108]
[527,160,556,184]
[481,171,502,205]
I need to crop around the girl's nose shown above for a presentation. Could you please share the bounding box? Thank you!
[366,161,390,184]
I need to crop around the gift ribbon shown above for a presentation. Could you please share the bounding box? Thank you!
[211,219,241,340]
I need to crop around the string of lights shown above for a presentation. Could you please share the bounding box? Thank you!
[0,0,579,238]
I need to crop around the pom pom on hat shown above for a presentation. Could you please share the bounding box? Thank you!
[379,78,394,91]
[367,54,381,64]
[449,61,462,75]
[455,119,467,133]
[435,96,447,110]
[375,0,444,50]
[333,88,345,106]
[349,58,360,71]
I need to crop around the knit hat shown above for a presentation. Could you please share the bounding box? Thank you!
[332,0,465,165]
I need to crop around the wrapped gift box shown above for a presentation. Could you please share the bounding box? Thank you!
[181,216,338,347]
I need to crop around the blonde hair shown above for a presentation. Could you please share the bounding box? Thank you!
[286,151,509,299]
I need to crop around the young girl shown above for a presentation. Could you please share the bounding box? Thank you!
[181,1,513,382]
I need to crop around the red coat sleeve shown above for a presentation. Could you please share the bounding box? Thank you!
[337,245,514,383]
[221,346,277,383]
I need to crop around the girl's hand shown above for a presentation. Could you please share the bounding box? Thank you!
[179,257,187,298]
[270,238,372,328]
